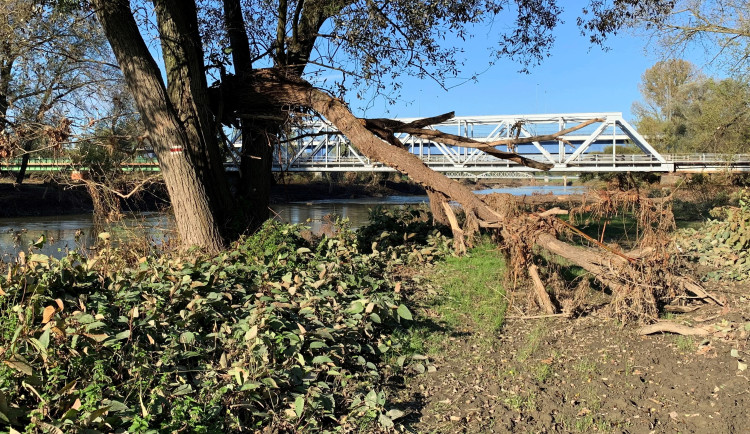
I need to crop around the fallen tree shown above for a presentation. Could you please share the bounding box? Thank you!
[235,69,714,321]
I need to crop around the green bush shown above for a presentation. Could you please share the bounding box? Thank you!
[675,189,750,281]
[0,212,448,432]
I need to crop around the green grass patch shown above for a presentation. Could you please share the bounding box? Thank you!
[675,335,695,352]
[428,240,508,333]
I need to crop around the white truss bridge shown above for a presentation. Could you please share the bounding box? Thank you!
[270,112,750,178]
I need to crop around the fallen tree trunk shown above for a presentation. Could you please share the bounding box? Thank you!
[246,70,702,321]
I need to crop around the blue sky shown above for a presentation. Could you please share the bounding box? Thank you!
[345,4,664,122]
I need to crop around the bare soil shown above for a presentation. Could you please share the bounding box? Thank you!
[396,281,750,433]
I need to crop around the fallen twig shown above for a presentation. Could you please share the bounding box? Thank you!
[529,264,557,314]
[637,321,711,336]
[507,313,571,320]
[663,305,701,313]
[680,278,724,306]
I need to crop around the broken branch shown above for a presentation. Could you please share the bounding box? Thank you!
[637,322,711,336]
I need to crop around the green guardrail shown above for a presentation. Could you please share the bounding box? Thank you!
[0,158,161,172]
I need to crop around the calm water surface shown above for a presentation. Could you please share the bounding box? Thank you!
[0,184,585,259]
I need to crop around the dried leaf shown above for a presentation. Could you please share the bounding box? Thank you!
[246,325,258,341]
[42,306,56,324]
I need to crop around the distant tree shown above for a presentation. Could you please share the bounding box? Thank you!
[0,0,116,184]
[580,0,749,76]
[631,59,702,151]
[633,60,750,154]
[677,78,750,154]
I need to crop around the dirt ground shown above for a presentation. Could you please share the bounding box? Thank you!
[396,280,750,433]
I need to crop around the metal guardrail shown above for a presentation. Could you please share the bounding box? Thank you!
[3,154,750,176]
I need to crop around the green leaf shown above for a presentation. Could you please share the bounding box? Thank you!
[4,356,33,376]
[312,355,333,365]
[28,253,49,264]
[115,330,131,340]
[179,331,196,345]
[379,413,394,428]
[32,235,46,248]
[172,384,193,396]
[397,304,412,321]
[38,328,50,350]
[294,395,304,418]
[347,301,365,314]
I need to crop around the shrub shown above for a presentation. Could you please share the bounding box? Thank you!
[0,213,448,432]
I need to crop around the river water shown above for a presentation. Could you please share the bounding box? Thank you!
[0,185,585,259]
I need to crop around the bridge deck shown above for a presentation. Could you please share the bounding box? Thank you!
[3,112,750,177]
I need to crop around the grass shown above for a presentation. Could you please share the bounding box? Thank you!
[427,240,508,333]
[574,358,598,375]
[533,362,553,383]
[516,320,548,362]
[503,392,537,412]
[675,335,695,352]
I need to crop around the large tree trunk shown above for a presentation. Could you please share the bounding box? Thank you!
[14,150,29,184]
[222,0,276,232]
[16,149,31,185]
[252,71,500,223]
[239,123,275,227]
[92,0,224,252]
[153,0,240,237]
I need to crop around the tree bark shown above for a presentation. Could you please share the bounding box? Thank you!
[92,0,224,252]
[154,0,238,236]
[14,150,29,184]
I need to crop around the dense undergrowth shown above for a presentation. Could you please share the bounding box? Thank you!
[0,208,452,432]
[675,189,750,281]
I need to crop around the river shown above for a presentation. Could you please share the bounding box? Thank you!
[0,185,585,259]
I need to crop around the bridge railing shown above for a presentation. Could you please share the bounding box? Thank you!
[665,153,750,163]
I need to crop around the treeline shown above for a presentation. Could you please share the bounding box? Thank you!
[633,59,750,155]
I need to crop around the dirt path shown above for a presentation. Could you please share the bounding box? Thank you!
[396,256,750,433]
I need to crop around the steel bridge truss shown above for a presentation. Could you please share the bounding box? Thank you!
[274,112,673,175]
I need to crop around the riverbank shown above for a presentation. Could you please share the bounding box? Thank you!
[0,182,93,218]
[394,241,750,433]
[269,178,426,203]
[0,176,429,218]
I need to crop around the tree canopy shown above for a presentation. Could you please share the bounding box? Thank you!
[634,59,750,154]
[0,0,119,182]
